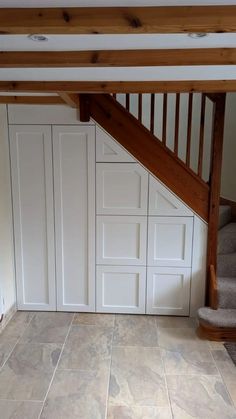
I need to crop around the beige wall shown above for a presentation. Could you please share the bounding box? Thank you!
[0,105,16,314]
[221,93,236,202]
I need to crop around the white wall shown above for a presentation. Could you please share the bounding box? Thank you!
[221,93,236,202]
[0,105,16,315]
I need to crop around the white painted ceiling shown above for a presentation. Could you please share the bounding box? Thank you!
[0,0,236,84]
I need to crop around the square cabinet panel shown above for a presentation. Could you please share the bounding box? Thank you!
[146,267,191,315]
[97,216,147,265]
[148,217,193,267]
[96,163,148,215]
[96,266,146,313]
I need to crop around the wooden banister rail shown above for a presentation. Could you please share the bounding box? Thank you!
[209,265,218,309]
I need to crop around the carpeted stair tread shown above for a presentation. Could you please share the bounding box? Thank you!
[198,307,236,328]
[219,205,232,230]
[217,253,236,277]
[218,277,236,309]
[218,223,236,254]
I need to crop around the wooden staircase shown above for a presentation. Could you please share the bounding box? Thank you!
[79,91,226,317]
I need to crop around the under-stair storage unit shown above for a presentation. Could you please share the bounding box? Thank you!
[10,124,95,311]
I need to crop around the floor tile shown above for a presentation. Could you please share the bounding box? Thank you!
[211,349,236,406]
[158,327,208,352]
[162,347,219,375]
[109,346,168,407]
[107,405,172,419]
[40,368,109,419]
[167,375,236,419]
[73,313,115,327]
[59,325,113,371]
[113,315,158,347]
[156,316,196,329]
[1,311,35,339]
[20,312,73,344]
[0,400,43,419]
[0,335,18,369]
[0,343,61,401]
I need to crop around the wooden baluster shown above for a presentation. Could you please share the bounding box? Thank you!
[113,93,117,100]
[125,93,130,111]
[138,93,142,123]
[198,94,206,178]
[174,93,180,155]
[162,93,167,146]
[150,93,155,134]
[186,93,193,166]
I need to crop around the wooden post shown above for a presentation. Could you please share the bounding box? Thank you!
[79,94,91,122]
[207,93,226,306]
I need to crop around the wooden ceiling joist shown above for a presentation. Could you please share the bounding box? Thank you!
[1,80,236,94]
[2,48,236,68]
[0,95,65,104]
[0,6,236,35]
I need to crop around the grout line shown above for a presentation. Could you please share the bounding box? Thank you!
[37,313,75,419]
[104,314,115,419]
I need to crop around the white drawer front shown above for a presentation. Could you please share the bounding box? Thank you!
[96,163,148,215]
[148,217,193,267]
[96,265,146,313]
[96,126,135,162]
[146,267,191,315]
[97,216,147,265]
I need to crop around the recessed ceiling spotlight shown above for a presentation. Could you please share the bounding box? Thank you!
[188,33,208,39]
[28,34,48,42]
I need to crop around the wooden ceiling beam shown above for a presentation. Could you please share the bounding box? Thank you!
[0,6,236,34]
[2,49,236,67]
[0,95,65,104]
[58,92,80,107]
[1,80,236,93]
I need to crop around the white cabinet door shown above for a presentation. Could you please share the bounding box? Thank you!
[96,266,146,313]
[53,126,95,312]
[148,217,193,267]
[146,267,191,315]
[10,125,56,310]
[96,125,135,162]
[97,216,147,265]
[96,163,148,215]
[149,175,193,216]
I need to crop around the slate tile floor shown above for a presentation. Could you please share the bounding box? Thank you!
[0,312,236,419]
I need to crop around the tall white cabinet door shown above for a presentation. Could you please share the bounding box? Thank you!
[10,125,56,310]
[146,267,191,315]
[96,163,148,215]
[53,126,95,312]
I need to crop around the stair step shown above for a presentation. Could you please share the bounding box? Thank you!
[219,205,232,230]
[218,277,236,309]
[198,307,236,328]
[217,253,236,277]
[218,223,236,254]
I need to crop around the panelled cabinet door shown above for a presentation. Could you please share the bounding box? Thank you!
[53,126,95,312]
[9,125,56,310]
[146,267,191,315]
[96,163,148,215]
[96,125,135,162]
[96,266,146,314]
[148,216,193,267]
[97,216,147,265]
[149,175,193,216]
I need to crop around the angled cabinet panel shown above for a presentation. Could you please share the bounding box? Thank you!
[146,267,191,315]
[97,216,147,266]
[9,125,56,310]
[53,126,95,312]
[96,163,148,215]
[149,175,193,216]
[96,125,135,162]
[96,265,146,314]
[148,216,193,267]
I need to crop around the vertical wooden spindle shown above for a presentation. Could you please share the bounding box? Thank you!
[186,93,193,166]
[198,94,206,178]
[113,93,117,100]
[150,93,155,134]
[174,93,180,155]
[125,93,130,111]
[138,93,142,123]
[162,93,167,146]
